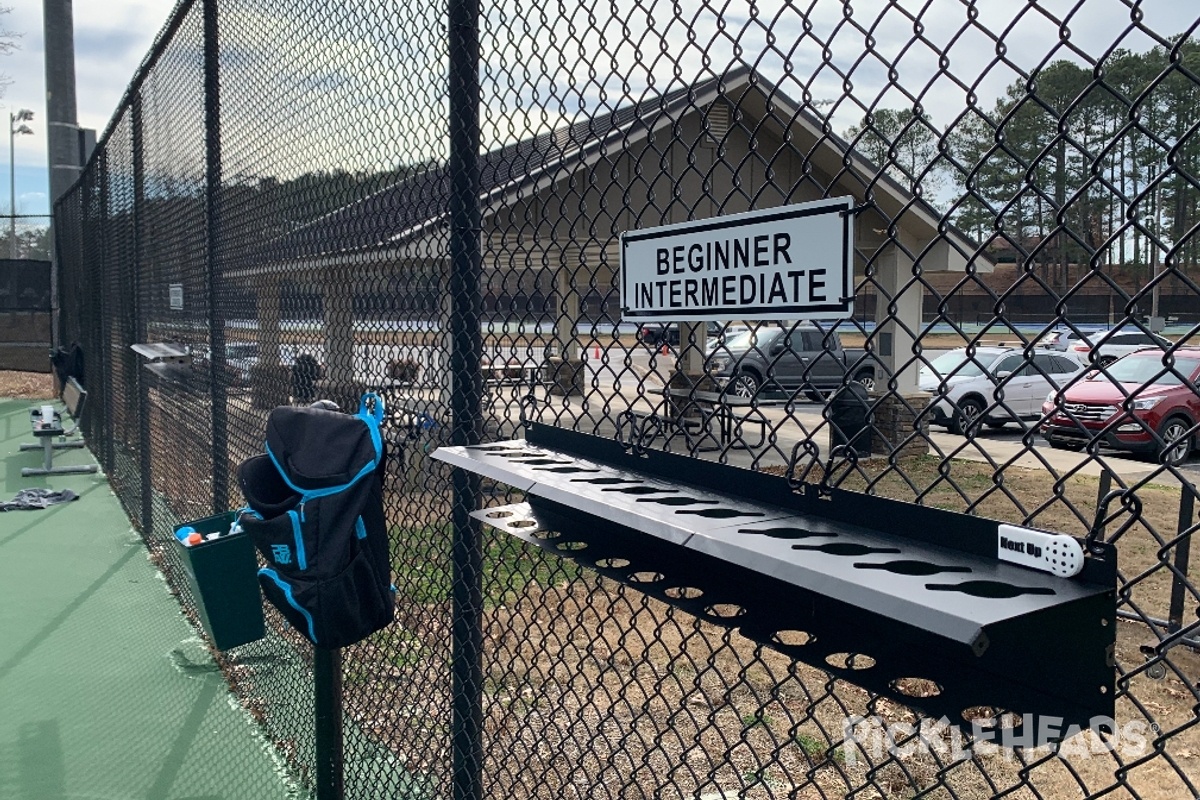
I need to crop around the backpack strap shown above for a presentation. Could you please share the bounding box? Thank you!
[358,392,384,459]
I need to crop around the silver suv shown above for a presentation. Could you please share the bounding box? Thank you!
[1035,328,1089,352]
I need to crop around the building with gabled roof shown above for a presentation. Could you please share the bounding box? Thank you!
[236,65,990,406]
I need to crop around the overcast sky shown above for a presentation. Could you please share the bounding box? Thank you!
[2,1,1195,221]
[4,1,167,219]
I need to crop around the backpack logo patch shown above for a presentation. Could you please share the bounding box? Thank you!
[271,544,293,565]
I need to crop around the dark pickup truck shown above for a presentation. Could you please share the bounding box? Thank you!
[707,324,877,398]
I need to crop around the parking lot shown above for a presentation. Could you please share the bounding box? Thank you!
[613,338,1200,485]
[230,325,1200,486]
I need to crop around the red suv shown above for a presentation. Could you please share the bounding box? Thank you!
[1040,348,1200,465]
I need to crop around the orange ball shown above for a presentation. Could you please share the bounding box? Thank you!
[186,532,203,546]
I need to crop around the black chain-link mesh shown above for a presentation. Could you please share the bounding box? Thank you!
[53,1,1200,798]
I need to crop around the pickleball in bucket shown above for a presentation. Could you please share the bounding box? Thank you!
[173,511,265,650]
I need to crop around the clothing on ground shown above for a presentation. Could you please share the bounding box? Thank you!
[0,487,79,511]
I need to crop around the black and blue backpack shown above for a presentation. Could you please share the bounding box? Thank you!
[236,394,395,649]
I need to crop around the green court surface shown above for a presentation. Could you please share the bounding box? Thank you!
[0,400,300,799]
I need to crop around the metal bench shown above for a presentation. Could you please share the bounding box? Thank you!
[21,376,99,477]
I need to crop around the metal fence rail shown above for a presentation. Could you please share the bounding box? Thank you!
[55,1,1200,798]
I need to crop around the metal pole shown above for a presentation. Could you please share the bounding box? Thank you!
[1168,485,1194,635]
[97,150,114,474]
[9,114,15,259]
[1115,609,1200,650]
[43,0,81,350]
[314,648,345,800]
[133,94,152,537]
[448,0,483,797]
[1151,249,1160,320]
[203,0,229,514]
[1093,467,1112,540]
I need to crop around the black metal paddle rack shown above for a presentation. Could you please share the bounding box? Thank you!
[433,423,1118,745]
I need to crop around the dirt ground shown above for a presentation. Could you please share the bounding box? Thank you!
[342,458,1200,800]
[0,370,55,400]
[348,567,1197,800]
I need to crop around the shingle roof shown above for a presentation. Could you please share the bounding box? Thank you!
[259,68,749,262]
[253,65,980,269]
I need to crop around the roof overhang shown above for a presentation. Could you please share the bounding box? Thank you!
[241,67,991,280]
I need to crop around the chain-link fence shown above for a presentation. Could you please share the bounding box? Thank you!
[55,0,1199,797]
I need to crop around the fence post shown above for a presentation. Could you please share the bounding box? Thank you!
[97,149,115,475]
[448,0,484,798]
[314,648,344,800]
[132,93,152,536]
[1094,467,1113,540]
[1169,483,1195,635]
[203,0,229,514]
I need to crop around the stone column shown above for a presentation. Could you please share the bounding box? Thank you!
[319,272,359,409]
[870,392,931,460]
[251,274,289,408]
[545,259,584,395]
[259,275,282,367]
[872,238,929,457]
[874,241,921,395]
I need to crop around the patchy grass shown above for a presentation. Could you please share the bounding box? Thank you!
[742,711,773,729]
[388,522,583,608]
[795,732,845,766]
[277,444,1200,800]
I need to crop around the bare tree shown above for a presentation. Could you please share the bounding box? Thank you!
[0,6,20,98]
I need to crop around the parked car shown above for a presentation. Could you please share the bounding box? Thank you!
[192,341,260,386]
[921,347,1085,435]
[638,321,747,347]
[1034,327,1089,352]
[1040,348,1200,465]
[225,341,260,383]
[708,324,876,398]
[1050,326,1171,366]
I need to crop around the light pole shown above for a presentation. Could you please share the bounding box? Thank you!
[9,109,34,259]
[1146,208,1162,330]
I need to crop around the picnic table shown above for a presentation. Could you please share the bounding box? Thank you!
[621,386,768,451]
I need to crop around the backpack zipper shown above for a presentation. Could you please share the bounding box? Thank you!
[287,510,308,571]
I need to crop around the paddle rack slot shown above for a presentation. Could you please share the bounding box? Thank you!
[432,423,1117,745]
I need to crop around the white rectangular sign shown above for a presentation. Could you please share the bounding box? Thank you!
[620,197,855,323]
[169,283,184,311]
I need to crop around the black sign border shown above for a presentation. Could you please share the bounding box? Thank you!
[619,198,854,321]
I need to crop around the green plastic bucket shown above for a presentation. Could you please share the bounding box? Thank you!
[174,511,265,650]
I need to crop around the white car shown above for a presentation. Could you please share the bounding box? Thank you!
[1034,327,1090,352]
[704,322,751,352]
[1047,327,1170,366]
[921,347,1085,434]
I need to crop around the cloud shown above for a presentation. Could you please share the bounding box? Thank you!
[3,1,166,169]
[475,0,1199,143]
[3,0,1199,213]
